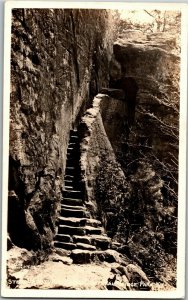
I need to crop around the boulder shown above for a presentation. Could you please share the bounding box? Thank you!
[91,235,111,250]
[76,243,96,251]
[54,247,71,257]
[7,246,34,273]
[71,249,94,264]
[116,265,128,275]
[48,253,73,265]
[124,264,150,285]
[122,275,131,290]
[104,249,124,264]
[110,241,122,250]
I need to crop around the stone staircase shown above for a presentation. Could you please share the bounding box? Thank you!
[54,129,111,256]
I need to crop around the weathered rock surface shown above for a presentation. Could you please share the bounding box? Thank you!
[79,29,179,287]
[48,253,73,265]
[6,247,169,291]
[112,30,179,161]
[79,93,128,222]
[79,93,131,252]
[11,261,112,290]
[110,30,179,283]
[9,9,115,250]
[7,246,35,274]
[124,264,150,285]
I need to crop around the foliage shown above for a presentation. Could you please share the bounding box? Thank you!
[117,138,177,281]
[96,145,177,285]
[95,155,131,238]
[117,10,181,35]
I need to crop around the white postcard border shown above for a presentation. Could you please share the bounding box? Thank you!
[1,1,187,298]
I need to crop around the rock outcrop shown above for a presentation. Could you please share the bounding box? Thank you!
[79,93,130,229]
[101,30,179,284]
[9,9,116,250]
[79,29,179,286]
[7,245,152,291]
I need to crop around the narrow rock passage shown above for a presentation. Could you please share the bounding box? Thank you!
[53,129,112,262]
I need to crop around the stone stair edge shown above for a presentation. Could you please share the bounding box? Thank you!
[54,128,112,255]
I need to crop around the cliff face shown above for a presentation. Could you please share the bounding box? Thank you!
[107,31,179,284]
[111,30,179,215]
[9,8,115,250]
[81,30,180,286]
[110,31,179,154]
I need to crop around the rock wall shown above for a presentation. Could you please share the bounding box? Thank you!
[79,94,115,213]
[112,31,179,154]
[9,8,115,250]
[111,30,180,208]
[106,30,180,284]
[79,94,131,239]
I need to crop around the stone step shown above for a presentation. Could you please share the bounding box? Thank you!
[68,140,80,150]
[70,129,78,135]
[58,225,86,236]
[64,181,80,189]
[66,165,79,172]
[62,197,83,206]
[90,235,111,250]
[90,234,110,241]
[67,151,77,157]
[67,148,79,155]
[65,167,75,176]
[85,226,104,235]
[86,218,102,227]
[71,249,98,264]
[76,243,96,251]
[54,241,76,250]
[71,249,120,264]
[69,142,77,147]
[61,207,88,218]
[58,217,87,227]
[64,175,74,180]
[66,154,79,159]
[67,156,78,162]
[63,190,82,199]
[69,136,79,142]
[66,161,79,168]
[67,148,79,154]
[64,186,74,190]
[73,235,91,245]
[68,143,78,147]
[67,149,79,155]
[72,234,110,249]
[61,204,86,211]
[64,179,74,185]
[55,234,73,243]
[64,178,82,185]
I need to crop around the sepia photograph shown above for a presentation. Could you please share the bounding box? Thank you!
[1,1,187,298]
